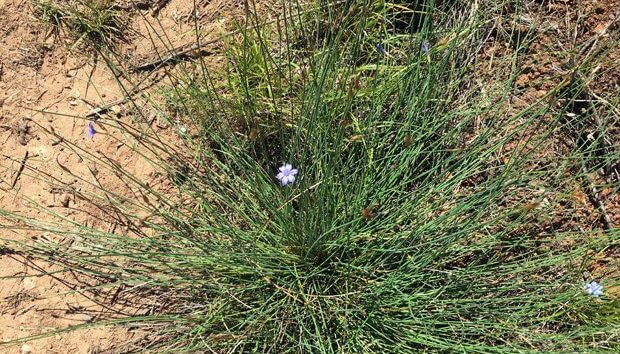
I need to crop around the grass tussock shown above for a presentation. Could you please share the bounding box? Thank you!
[2,0,619,352]
[34,0,127,49]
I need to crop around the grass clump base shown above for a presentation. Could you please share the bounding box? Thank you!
[34,0,127,49]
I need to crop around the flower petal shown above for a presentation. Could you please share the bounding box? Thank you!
[284,176,291,185]
[87,122,96,139]
[585,281,604,297]
[376,43,387,56]
[421,41,430,54]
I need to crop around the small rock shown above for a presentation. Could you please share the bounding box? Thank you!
[535,90,547,98]
[17,134,28,146]
[79,313,94,322]
[515,74,529,87]
[23,278,36,291]
[593,22,607,35]
[87,345,102,354]
[16,120,29,146]
[21,344,32,354]
[60,193,71,208]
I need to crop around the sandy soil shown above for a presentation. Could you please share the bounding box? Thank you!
[0,0,617,353]
[0,0,257,352]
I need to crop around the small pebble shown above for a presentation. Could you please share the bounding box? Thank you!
[60,193,71,208]
[23,278,36,291]
[21,344,32,354]
[87,345,102,354]
[69,90,80,99]
[79,313,94,322]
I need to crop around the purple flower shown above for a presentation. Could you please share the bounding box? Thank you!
[421,41,430,54]
[585,281,604,297]
[276,163,298,186]
[375,43,387,56]
[87,122,96,139]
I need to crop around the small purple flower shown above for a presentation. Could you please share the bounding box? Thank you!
[421,41,430,54]
[585,281,604,297]
[375,43,387,56]
[276,163,298,187]
[87,122,96,139]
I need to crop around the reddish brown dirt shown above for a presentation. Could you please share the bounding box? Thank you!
[519,0,620,282]
[477,0,619,285]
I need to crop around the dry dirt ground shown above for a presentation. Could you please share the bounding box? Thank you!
[0,0,266,352]
[513,0,620,280]
[0,0,618,353]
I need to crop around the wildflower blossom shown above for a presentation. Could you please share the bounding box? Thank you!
[375,43,387,56]
[276,163,298,187]
[87,122,96,139]
[421,41,430,54]
[585,281,604,297]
